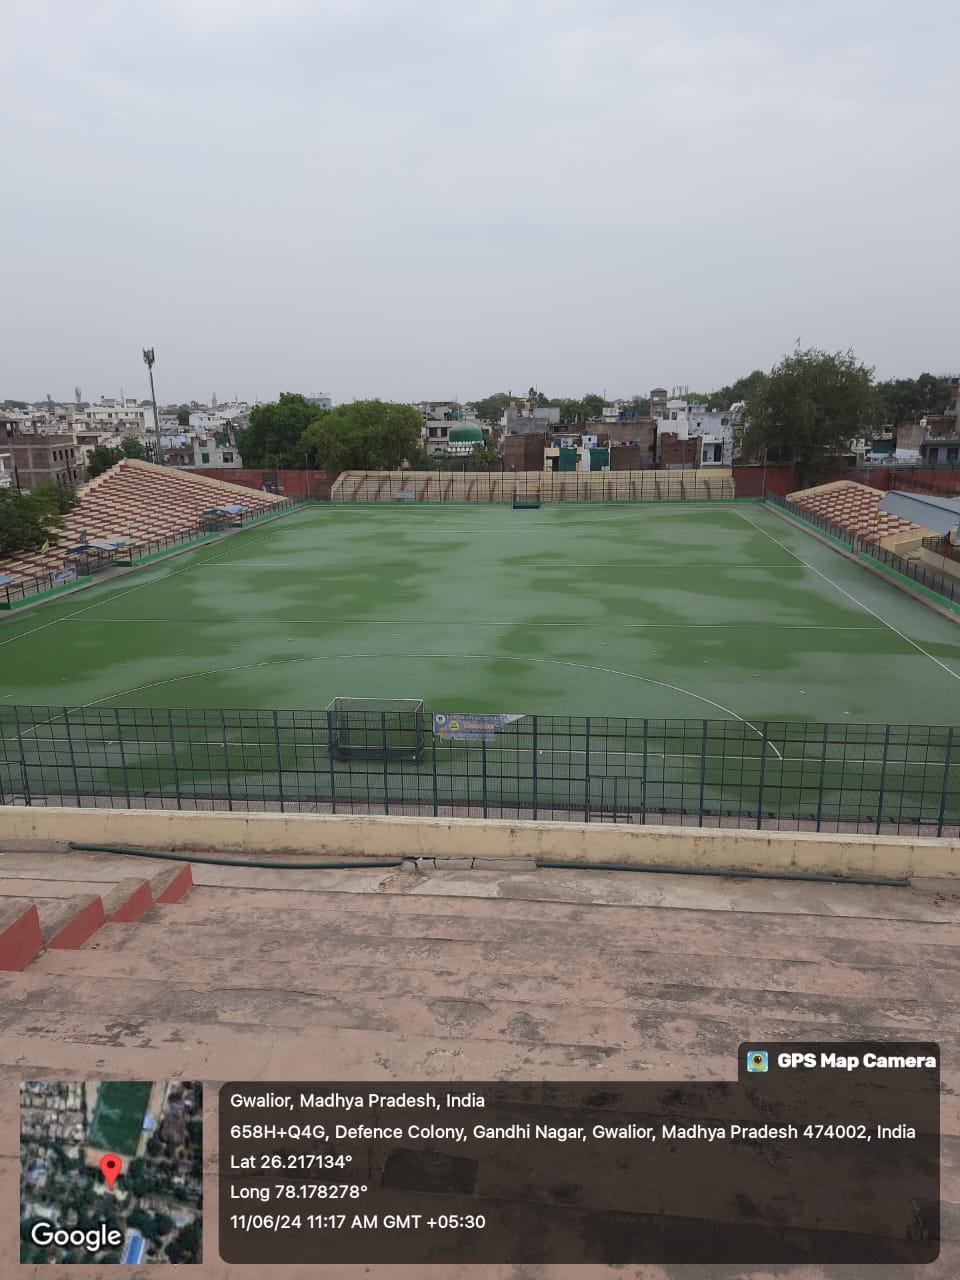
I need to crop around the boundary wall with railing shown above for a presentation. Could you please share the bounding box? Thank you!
[2,706,957,838]
[332,470,736,503]
[764,492,960,609]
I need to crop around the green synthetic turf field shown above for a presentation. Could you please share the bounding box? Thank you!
[3,500,960,724]
[88,1081,151,1156]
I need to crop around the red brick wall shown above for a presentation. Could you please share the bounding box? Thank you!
[732,465,799,497]
[184,468,337,499]
[503,435,546,471]
[659,433,698,467]
[609,445,649,470]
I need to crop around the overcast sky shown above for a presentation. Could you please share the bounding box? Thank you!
[2,0,957,406]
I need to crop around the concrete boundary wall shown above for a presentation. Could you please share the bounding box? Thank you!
[1,806,957,881]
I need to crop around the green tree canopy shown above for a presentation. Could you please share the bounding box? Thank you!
[86,445,124,478]
[580,392,605,420]
[875,373,953,429]
[467,442,500,470]
[301,400,423,470]
[237,393,328,468]
[120,437,147,460]
[471,393,512,426]
[176,405,191,427]
[0,488,66,558]
[735,347,882,486]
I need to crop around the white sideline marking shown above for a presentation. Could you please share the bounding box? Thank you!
[69,617,882,632]
[738,509,960,685]
[68,652,784,762]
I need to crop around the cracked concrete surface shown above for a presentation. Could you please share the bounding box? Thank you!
[1,847,957,1279]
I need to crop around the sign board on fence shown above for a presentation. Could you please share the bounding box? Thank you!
[432,713,523,741]
[53,567,78,586]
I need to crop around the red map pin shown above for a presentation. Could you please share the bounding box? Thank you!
[99,1153,123,1190]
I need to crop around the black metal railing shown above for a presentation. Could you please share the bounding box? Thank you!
[765,492,960,607]
[1,705,957,836]
[0,496,307,605]
[921,536,960,565]
[0,566,87,609]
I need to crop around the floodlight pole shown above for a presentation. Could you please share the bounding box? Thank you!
[142,348,164,465]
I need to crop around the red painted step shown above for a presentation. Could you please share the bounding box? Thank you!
[0,901,43,971]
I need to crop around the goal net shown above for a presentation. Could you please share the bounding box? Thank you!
[326,697,426,763]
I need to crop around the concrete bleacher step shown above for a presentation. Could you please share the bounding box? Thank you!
[0,859,193,970]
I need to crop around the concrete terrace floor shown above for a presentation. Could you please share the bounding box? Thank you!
[1,848,958,1280]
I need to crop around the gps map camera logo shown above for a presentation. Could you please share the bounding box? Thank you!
[746,1050,768,1073]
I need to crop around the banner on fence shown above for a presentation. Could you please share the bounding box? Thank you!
[53,567,78,586]
[432,713,523,741]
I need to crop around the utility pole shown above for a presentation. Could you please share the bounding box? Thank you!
[142,348,164,465]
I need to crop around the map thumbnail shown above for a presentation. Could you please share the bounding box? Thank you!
[20,1080,203,1265]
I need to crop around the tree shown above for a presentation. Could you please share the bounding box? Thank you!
[165,1221,201,1263]
[735,346,882,486]
[237,393,327,468]
[471,393,512,426]
[580,392,605,420]
[557,398,584,424]
[875,373,952,429]
[176,405,191,427]
[0,489,65,558]
[301,400,423,471]
[468,443,500,470]
[120,437,147,460]
[31,482,77,515]
[86,445,123,478]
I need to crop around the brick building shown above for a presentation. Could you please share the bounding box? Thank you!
[503,434,546,471]
[1,422,83,492]
[658,432,699,469]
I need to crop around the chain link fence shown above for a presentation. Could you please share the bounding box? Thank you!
[1,706,957,837]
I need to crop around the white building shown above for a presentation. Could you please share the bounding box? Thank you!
[70,398,146,439]
[655,399,741,467]
[0,448,12,489]
[192,432,240,468]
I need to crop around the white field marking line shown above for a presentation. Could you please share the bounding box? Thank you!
[17,734,941,773]
[69,618,882,631]
[330,506,675,529]
[0,514,324,740]
[71,651,783,761]
[18,738,944,772]
[0,510,323,653]
[188,561,800,569]
[737,509,960,686]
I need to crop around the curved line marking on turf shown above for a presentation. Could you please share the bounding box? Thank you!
[78,652,783,759]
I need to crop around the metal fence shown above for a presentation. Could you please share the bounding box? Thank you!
[334,470,736,504]
[2,705,958,836]
[921,535,960,565]
[765,492,960,607]
[0,496,307,607]
[0,567,87,609]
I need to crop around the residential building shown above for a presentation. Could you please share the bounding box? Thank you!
[0,447,12,490]
[192,428,241,469]
[69,398,146,439]
[1,422,83,491]
[502,405,560,435]
[503,433,546,471]
[654,397,740,468]
[306,393,333,411]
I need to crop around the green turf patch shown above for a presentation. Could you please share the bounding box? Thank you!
[88,1081,152,1155]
